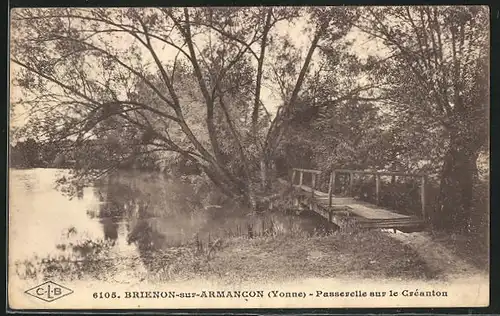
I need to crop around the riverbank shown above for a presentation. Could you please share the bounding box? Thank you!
[17,229,454,284]
[203,230,488,286]
[195,230,442,284]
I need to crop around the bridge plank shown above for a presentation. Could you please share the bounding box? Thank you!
[295,184,411,220]
[343,203,409,219]
[289,180,425,231]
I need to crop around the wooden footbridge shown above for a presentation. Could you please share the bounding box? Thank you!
[288,168,427,232]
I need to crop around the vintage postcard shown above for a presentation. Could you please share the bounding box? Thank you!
[8,6,490,310]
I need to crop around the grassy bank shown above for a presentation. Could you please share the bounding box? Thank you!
[193,231,442,284]
[17,230,443,284]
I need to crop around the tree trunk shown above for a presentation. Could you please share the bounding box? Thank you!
[436,133,480,233]
[260,158,267,190]
[263,24,327,165]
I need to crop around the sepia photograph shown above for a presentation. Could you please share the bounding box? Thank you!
[8,6,489,309]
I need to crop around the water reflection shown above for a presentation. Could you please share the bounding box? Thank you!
[11,169,336,282]
[101,217,119,242]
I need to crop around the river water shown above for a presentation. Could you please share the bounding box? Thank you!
[9,168,333,282]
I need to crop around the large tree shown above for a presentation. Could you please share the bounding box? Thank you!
[11,7,372,209]
[356,6,489,231]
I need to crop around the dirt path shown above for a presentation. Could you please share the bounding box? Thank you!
[385,230,486,279]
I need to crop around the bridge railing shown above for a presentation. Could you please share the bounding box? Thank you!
[291,167,428,220]
[290,168,323,202]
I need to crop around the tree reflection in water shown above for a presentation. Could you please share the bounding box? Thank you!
[94,172,338,274]
[93,173,201,278]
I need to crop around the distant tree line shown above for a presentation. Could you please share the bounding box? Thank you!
[10,138,202,176]
[10,138,61,168]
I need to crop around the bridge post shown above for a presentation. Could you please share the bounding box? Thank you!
[291,169,296,186]
[349,172,354,196]
[421,175,427,221]
[328,171,335,207]
[328,171,334,224]
[311,173,316,199]
[299,171,303,186]
[375,174,380,205]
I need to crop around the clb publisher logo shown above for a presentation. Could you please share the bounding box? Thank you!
[25,281,74,302]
